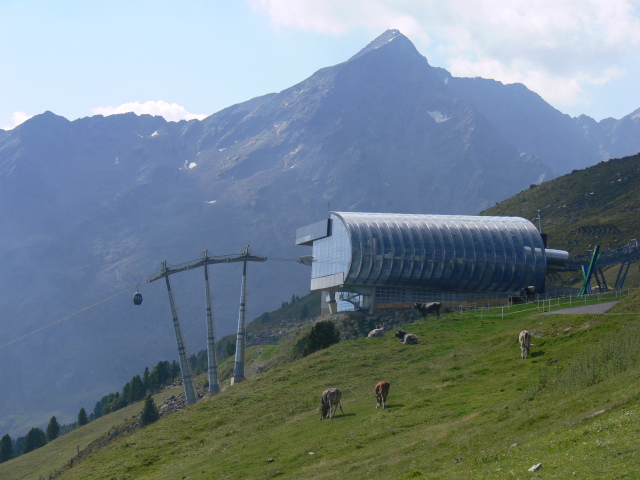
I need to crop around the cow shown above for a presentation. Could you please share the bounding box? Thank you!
[413,302,441,319]
[395,329,419,344]
[519,330,531,359]
[320,388,344,420]
[521,286,537,301]
[367,325,385,338]
[374,381,390,409]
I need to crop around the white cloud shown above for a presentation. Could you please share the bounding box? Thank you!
[2,111,33,130]
[91,101,207,122]
[250,0,640,110]
[249,0,427,41]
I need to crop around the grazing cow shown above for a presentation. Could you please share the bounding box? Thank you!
[395,329,419,344]
[519,330,531,359]
[320,388,344,420]
[413,302,442,319]
[374,381,390,409]
[368,325,385,338]
[521,286,537,301]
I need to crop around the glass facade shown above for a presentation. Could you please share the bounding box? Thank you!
[308,212,548,294]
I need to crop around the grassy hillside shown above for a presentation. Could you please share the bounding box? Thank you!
[214,291,321,363]
[483,152,640,255]
[5,289,639,479]
[0,386,183,480]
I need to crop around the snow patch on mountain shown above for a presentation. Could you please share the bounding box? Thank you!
[428,111,450,123]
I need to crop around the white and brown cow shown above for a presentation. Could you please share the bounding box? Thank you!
[320,388,344,420]
[374,381,390,409]
[519,330,531,359]
[368,325,385,338]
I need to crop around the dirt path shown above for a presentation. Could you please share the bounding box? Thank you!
[540,301,619,315]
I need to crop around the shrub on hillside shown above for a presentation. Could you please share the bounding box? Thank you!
[302,320,341,357]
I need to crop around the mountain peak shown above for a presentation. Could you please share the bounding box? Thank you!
[349,29,420,62]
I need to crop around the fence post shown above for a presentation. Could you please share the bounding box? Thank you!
[569,294,571,306]
[502,306,504,319]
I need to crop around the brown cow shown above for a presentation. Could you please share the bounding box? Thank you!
[519,330,531,359]
[320,388,344,420]
[374,381,390,409]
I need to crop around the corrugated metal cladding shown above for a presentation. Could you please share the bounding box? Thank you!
[311,212,548,293]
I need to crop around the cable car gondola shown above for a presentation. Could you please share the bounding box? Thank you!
[133,288,143,306]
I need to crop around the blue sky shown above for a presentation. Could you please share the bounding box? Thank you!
[2,0,639,130]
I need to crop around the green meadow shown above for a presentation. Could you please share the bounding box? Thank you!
[3,289,640,479]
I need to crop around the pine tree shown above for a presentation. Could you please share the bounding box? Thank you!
[78,407,89,426]
[13,436,25,457]
[140,395,159,426]
[170,360,180,381]
[130,375,145,402]
[0,434,13,463]
[122,382,131,405]
[225,341,236,359]
[153,360,170,386]
[93,399,103,419]
[143,367,150,393]
[46,416,60,441]
[22,428,46,454]
[101,394,115,416]
[149,370,160,392]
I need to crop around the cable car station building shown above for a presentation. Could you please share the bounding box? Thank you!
[296,212,569,313]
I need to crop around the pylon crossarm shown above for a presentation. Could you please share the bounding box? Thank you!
[145,249,267,283]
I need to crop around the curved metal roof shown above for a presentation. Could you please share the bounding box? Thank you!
[324,212,547,293]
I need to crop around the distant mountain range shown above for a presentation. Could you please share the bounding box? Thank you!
[1,29,639,436]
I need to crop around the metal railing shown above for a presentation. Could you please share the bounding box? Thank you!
[464,287,632,319]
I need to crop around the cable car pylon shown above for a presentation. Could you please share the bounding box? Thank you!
[143,246,267,402]
[203,250,219,395]
[163,264,198,405]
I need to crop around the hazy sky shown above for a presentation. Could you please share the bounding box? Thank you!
[2,0,639,130]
